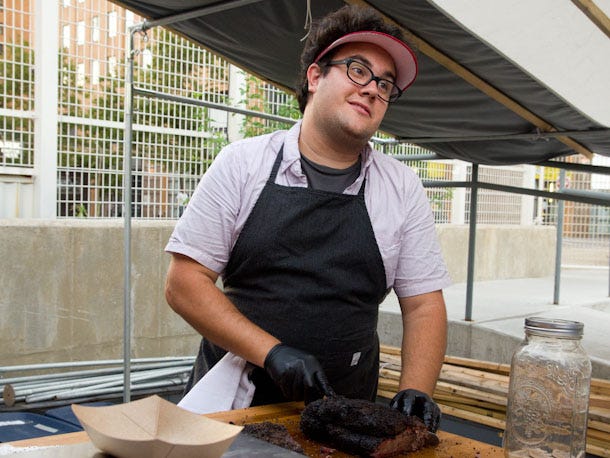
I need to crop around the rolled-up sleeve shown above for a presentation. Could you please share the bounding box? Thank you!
[393,177,451,298]
[165,146,242,274]
[364,151,451,298]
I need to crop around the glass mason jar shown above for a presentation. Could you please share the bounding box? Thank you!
[503,317,591,458]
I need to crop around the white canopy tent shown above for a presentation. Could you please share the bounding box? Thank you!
[432,0,610,127]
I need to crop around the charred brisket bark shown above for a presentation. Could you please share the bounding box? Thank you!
[242,421,305,454]
[300,396,439,457]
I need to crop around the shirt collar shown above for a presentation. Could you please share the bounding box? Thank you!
[283,120,374,175]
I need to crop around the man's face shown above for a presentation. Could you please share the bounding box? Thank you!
[306,42,396,144]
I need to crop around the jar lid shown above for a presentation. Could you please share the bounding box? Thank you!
[525,317,584,337]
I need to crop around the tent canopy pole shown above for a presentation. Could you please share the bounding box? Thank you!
[122,27,136,403]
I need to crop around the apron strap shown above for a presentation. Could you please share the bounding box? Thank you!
[269,143,368,197]
[267,145,284,184]
[358,177,366,197]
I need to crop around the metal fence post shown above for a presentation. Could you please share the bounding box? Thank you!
[553,169,566,304]
[122,26,136,403]
[465,164,479,321]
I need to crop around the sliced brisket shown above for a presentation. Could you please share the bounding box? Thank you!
[242,421,305,454]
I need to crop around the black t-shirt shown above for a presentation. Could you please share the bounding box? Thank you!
[300,154,362,193]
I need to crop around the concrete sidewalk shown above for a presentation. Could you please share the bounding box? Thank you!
[378,267,610,379]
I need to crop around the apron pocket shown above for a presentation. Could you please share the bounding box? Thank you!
[318,337,379,401]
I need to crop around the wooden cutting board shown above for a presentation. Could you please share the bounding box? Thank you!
[207,402,504,457]
[8,402,503,457]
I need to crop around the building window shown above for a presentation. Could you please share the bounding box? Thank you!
[141,49,152,69]
[108,55,117,78]
[63,0,71,6]
[91,60,100,85]
[62,24,70,49]
[91,16,99,42]
[62,66,69,85]
[77,21,85,45]
[125,10,134,31]
[108,11,117,38]
[76,63,85,87]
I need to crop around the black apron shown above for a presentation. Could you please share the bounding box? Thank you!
[185,146,388,404]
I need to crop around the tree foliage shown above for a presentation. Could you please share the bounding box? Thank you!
[1,26,301,217]
[240,74,300,138]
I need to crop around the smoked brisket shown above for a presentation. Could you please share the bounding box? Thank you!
[300,396,439,457]
[242,421,305,454]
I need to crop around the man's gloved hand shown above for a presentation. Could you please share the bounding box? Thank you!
[389,388,441,433]
[264,343,335,403]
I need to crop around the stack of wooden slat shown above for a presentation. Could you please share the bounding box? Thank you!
[377,345,610,457]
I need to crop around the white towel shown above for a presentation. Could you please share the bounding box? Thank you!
[177,352,256,414]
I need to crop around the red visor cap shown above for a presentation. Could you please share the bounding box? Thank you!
[314,31,418,91]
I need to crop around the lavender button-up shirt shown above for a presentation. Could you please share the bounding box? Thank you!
[166,121,451,299]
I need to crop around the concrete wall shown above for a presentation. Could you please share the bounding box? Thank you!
[379,313,610,379]
[0,220,555,366]
[0,220,199,367]
[438,224,556,282]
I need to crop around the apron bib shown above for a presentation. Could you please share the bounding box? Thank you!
[186,146,388,403]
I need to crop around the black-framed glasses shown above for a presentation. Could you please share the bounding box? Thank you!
[326,58,402,103]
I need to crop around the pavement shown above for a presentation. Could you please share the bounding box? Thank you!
[378,267,610,379]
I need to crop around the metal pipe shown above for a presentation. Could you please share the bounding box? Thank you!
[1,386,186,412]
[0,357,193,374]
[123,26,136,404]
[52,377,188,401]
[490,182,610,206]
[2,361,191,391]
[539,159,610,176]
[421,179,610,207]
[393,153,442,162]
[553,170,566,304]
[0,359,194,384]
[26,377,187,404]
[370,141,610,177]
[24,367,191,403]
[393,128,610,144]
[1,360,194,407]
[133,87,297,126]
[9,372,140,398]
[62,367,189,395]
[0,368,190,407]
[554,188,610,205]
[423,180,471,188]
[135,0,265,31]
[465,164,479,321]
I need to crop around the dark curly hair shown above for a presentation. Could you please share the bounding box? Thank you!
[296,5,406,113]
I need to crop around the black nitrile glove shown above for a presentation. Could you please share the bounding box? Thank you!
[264,343,335,403]
[390,388,441,433]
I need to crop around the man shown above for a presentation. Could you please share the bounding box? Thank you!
[175,190,189,216]
[165,5,451,432]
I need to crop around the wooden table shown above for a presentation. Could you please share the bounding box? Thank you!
[7,402,504,457]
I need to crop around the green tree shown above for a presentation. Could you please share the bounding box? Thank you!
[240,74,300,137]
[73,28,232,216]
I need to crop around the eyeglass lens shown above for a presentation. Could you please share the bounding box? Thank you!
[346,60,398,102]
